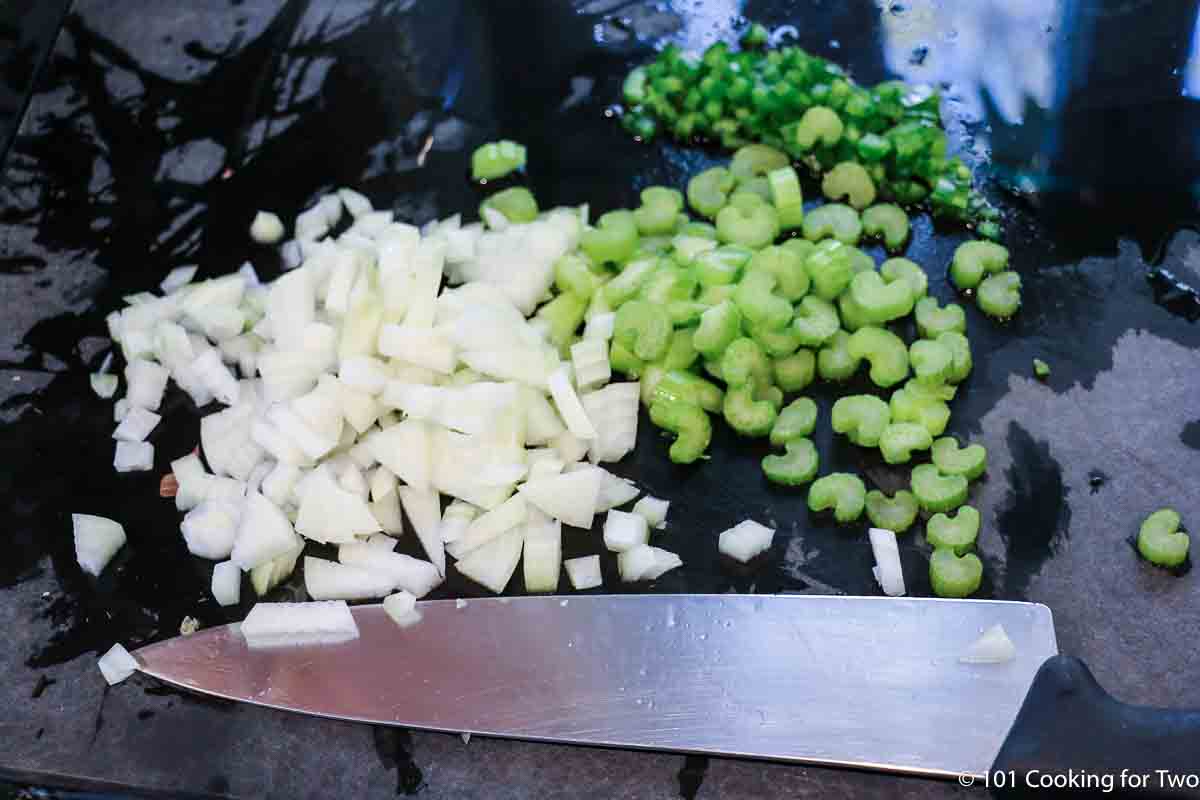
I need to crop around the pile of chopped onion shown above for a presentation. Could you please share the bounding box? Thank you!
[89,188,685,639]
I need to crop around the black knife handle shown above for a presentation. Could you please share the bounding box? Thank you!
[991,656,1200,798]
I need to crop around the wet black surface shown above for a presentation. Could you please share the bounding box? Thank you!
[0,1,1198,799]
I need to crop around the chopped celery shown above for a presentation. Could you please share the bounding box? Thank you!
[1137,508,1190,568]
[849,270,915,324]
[749,245,809,301]
[716,192,780,249]
[913,296,965,338]
[1033,358,1051,379]
[634,186,685,235]
[471,140,526,181]
[861,204,910,250]
[865,489,919,533]
[821,162,876,209]
[836,291,872,332]
[938,331,972,383]
[582,210,640,265]
[720,337,770,387]
[695,245,751,286]
[773,350,816,392]
[536,292,588,352]
[767,166,804,230]
[801,203,862,245]
[788,106,843,151]
[613,300,672,361]
[926,506,981,555]
[660,328,699,371]
[792,295,840,347]
[649,396,712,463]
[723,381,777,437]
[480,187,538,223]
[655,370,724,413]
[803,240,855,301]
[890,381,951,436]
[930,436,987,479]
[603,257,659,307]
[770,397,818,445]
[909,338,954,384]
[846,326,909,388]
[831,394,890,447]
[977,271,1021,319]
[694,300,743,358]
[878,422,934,464]
[555,254,601,299]
[687,166,736,219]
[807,472,866,523]
[762,438,819,486]
[730,144,790,182]
[817,329,861,382]
[929,548,983,598]
[950,240,1008,290]
[910,464,968,513]
[879,257,927,298]
[734,270,792,330]
[748,319,803,357]
[670,234,717,266]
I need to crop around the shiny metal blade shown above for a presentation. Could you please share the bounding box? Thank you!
[135,595,1056,778]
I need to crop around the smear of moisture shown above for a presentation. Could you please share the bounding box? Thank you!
[995,422,1070,598]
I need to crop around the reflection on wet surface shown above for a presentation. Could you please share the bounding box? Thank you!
[0,0,1198,794]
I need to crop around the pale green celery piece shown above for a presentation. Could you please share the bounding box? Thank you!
[1033,358,1051,379]
[581,209,639,265]
[837,291,871,332]
[889,384,951,437]
[536,292,588,352]
[654,369,724,413]
[929,548,983,598]
[670,234,718,266]
[762,438,819,486]
[878,422,934,464]
[930,436,987,479]
[730,144,790,181]
[926,506,981,556]
[633,234,675,257]
[660,328,699,371]
[909,338,954,384]
[723,381,777,437]
[914,295,966,338]
[693,300,742,357]
[687,166,736,219]
[773,350,816,392]
[880,257,927,298]
[821,162,876,209]
[640,364,666,406]
[831,394,891,447]
[634,186,685,235]
[603,257,660,308]
[846,246,875,275]
[698,284,736,306]
[770,397,818,446]
[610,340,645,377]
[666,300,707,327]
[749,245,809,301]
[817,329,861,382]
[733,269,792,330]
[950,240,1009,290]
[977,271,1022,319]
[792,295,840,347]
[790,106,844,151]
[807,472,867,523]
[471,139,527,181]
[554,254,600,299]
[678,220,719,239]
[613,299,672,361]
[480,186,538,223]
[801,203,862,245]
[847,326,909,388]
[716,192,781,249]
[736,176,773,203]
[768,166,804,231]
[694,245,752,287]
[756,381,784,411]
[748,319,803,357]
[780,238,815,263]
[938,331,972,383]
[910,464,969,513]
[1137,508,1190,568]
[862,204,910,251]
[865,489,919,533]
[721,337,770,387]
[804,239,855,301]
[649,395,712,464]
[703,358,724,382]
[849,270,916,324]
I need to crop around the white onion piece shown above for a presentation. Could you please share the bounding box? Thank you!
[73,514,126,576]
[171,453,210,511]
[338,187,372,218]
[580,382,639,464]
[383,590,421,628]
[594,468,639,511]
[91,373,119,399]
[547,366,596,440]
[570,338,610,391]
[718,520,776,563]
[124,359,168,410]
[295,467,379,543]
[368,466,397,502]
[439,500,477,544]
[517,468,600,529]
[398,487,444,575]
[339,356,390,395]
[526,450,565,481]
[192,348,240,406]
[159,265,198,294]
[564,555,602,590]
[603,510,649,553]
[550,430,589,464]
[304,556,395,600]
[365,532,396,551]
[212,561,242,606]
[181,501,241,560]
[260,462,301,509]
[112,407,160,442]
[249,541,303,596]
[522,520,562,593]
[617,545,658,582]
[113,398,130,423]
[336,544,442,598]
[114,440,154,472]
[868,527,906,597]
[583,312,615,341]
[520,386,566,446]
[449,494,527,559]
[336,461,369,500]
[231,492,301,570]
[961,624,1017,664]
[98,643,139,685]
[632,496,670,529]
[240,601,359,648]
[250,210,286,244]
[363,420,431,492]
[644,547,682,580]
[454,527,523,594]
[370,495,404,536]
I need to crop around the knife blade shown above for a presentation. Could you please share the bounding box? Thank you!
[135,594,1056,779]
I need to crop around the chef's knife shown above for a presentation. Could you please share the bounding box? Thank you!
[135,595,1200,793]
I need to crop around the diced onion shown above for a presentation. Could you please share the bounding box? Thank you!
[250,211,286,244]
[563,555,602,590]
[960,624,1017,664]
[383,590,422,628]
[73,513,126,576]
[632,496,669,529]
[159,265,198,294]
[868,527,906,597]
[603,509,649,553]
[240,600,359,648]
[211,560,242,606]
[98,643,139,685]
[114,440,154,472]
[91,373,119,398]
[718,520,775,563]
